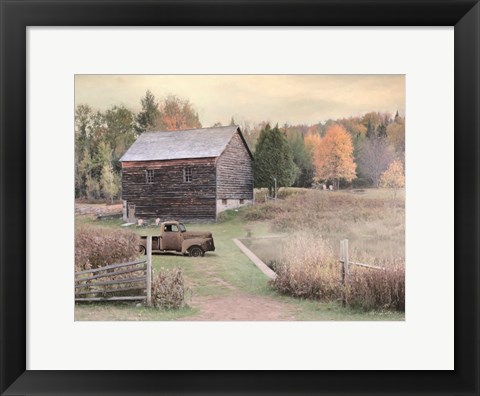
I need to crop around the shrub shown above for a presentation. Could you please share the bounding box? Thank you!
[269,233,405,312]
[276,187,308,200]
[270,233,340,301]
[217,209,239,223]
[75,225,140,272]
[242,202,284,221]
[151,268,187,310]
[347,263,405,311]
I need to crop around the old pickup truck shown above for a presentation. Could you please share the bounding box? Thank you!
[139,221,215,257]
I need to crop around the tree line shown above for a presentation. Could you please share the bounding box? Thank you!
[75,91,201,200]
[252,111,405,194]
[75,90,405,201]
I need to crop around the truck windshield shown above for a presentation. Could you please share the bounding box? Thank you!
[179,223,186,232]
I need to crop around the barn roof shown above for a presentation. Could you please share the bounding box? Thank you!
[120,126,252,162]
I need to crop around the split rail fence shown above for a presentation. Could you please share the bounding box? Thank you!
[75,236,153,306]
[339,239,386,307]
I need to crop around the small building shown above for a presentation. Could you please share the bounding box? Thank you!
[119,126,254,223]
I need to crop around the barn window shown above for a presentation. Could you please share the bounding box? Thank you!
[222,199,228,205]
[183,167,192,183]
[146,169,154,184]
[240,199,245,204]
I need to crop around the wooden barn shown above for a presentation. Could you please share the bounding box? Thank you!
[119,126,254,223]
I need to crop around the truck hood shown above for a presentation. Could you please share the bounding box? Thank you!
[183,231,213,239]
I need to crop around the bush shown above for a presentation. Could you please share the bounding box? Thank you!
[242,202,284,221]
[151,268,187,310]
[347,263,405,311]
[75,225,140,272]
[217,209,239,223]
[269,233,405,311]
[270,233,340,301]
[276,187,308,200]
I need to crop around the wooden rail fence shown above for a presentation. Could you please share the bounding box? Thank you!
[339,239,386,307]
[75,236,152,305]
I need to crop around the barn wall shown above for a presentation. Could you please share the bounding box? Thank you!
[121,158,217,222]
[216,131,254,200]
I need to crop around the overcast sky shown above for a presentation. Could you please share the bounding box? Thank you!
[75,75,405,126]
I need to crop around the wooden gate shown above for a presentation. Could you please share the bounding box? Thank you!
[75,237,152,305]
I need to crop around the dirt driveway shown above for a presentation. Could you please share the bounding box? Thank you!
[184,293,298,321]
[182,267,298,321]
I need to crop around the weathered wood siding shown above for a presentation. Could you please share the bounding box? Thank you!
[216,131,254,199]
[122,158,216,222]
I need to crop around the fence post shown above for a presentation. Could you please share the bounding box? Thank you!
[146,236,152,306]
[340,239,349,307]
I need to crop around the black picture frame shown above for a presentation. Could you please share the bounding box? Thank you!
[1,1,478,395]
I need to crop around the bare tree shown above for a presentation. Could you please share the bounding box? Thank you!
[357,137,395,187]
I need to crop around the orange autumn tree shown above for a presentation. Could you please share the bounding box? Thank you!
[314,124,356,189]
[157,95,202,131]
[304,131,322,165]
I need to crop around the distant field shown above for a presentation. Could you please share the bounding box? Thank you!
[244,187,405,265]
[75,187,405,321]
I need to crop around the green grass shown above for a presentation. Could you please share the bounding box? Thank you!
[75,303,198,321]
[288,298,405,321]
[75,187,405,321]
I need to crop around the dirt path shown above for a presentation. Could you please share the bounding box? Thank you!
[180,243,298,320]
[183,293,298,321]
[182,267,297,321]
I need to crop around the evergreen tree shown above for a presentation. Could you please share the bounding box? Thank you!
[366,119,375,138]
[376,123,388,139]
[394,110,400,123]
[288,133,314,187]
[135,90,160,134]
[254,124,298,196]
[229,116,236,126]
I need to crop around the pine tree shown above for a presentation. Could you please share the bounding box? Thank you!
[254,124,298,196]
[288,133,315,187]
[366,119,375,138]
[229,116,236,126]
[394,110,400,123]
[376,123,388,139]
[135,90,160,134]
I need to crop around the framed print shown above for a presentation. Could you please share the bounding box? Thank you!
[1,1,479,395]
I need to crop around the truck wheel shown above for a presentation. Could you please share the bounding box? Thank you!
[189,246,204,257]
[138,245,146,255]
